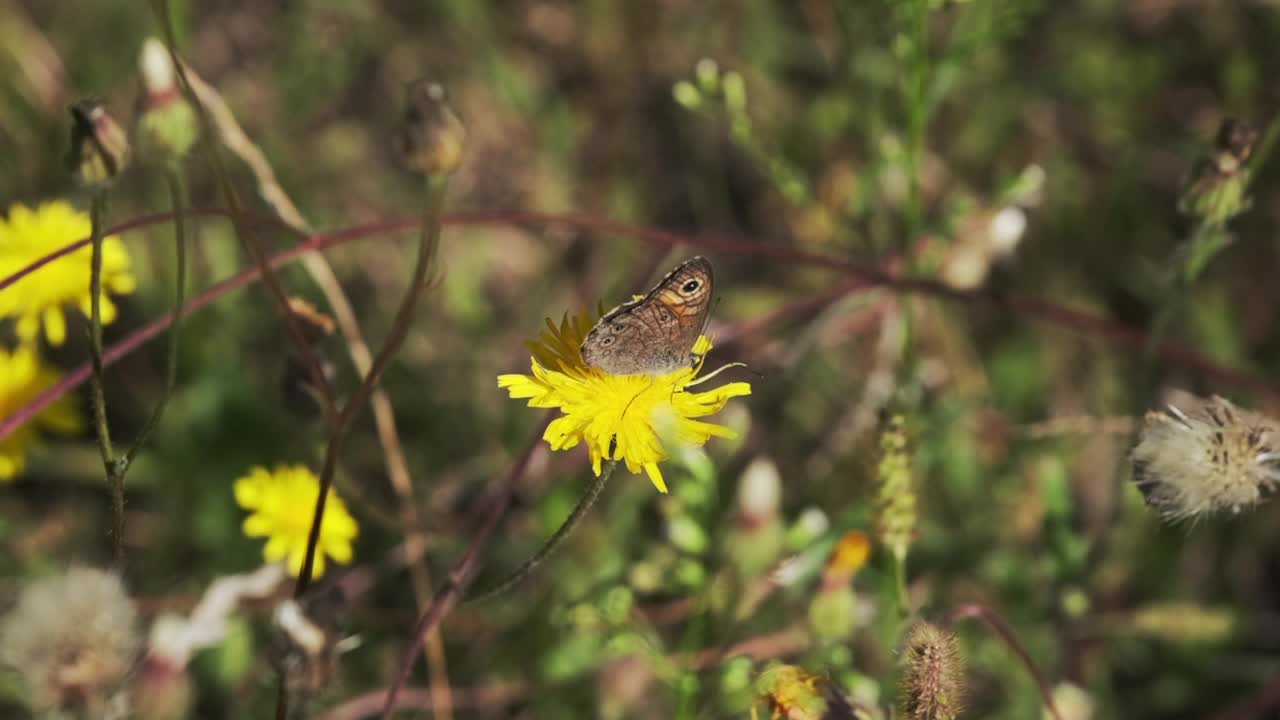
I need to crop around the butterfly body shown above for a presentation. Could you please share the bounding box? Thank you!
[580,256,714,375]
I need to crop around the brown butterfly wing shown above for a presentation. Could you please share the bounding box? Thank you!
[580,257,714,375]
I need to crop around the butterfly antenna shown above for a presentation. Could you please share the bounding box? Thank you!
[685,361,757,387]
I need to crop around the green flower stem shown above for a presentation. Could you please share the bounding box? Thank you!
[947,604,1064,720]
[892,548,910,618]
[294,172,450,597]
[467,460,618,603]
[121,164,188,471]
[88,189,125,566]
[150,0,338,429]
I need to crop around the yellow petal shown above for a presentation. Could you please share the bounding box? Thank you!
[16,314,38,342]
[233,477,263,508]
[326,540,354,564]
[264,536,291,562]
[99,297,118,325]
[644,463,668,493]
[0,453,20,480]
[107,273,137,294]
[309,552,326,578]
[42,306,66,346]
[287,549,308,577]
[243,515,272,537]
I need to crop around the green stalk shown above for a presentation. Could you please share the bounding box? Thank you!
[122,164,188,471]
[87,190,125,565]
[892,549,910,618]
[150,0,338,428]
[293,172,450,596]
[467,460,618,603]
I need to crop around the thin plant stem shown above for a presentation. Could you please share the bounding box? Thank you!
[294,173,449,597]
[171,60,455,718]
[381,414,552,720]
[946,604,1064,720]
[122,164,188,471]
[467,460,618,603]
[87,189,125,566]
[149,0,338,428]
[87,190,116,469]
[278,174,447,720]
[892,551,909,618]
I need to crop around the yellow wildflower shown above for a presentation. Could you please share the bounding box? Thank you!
[0,201,136,346]
[233,465,358,578]
[498,311,751,493]
[827,530,871,576]
[0,346,82,480]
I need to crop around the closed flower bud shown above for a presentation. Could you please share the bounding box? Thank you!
[68,100,130,186]
[1213,118,1258,175]
[395,81,465,175]
[807,586,857,642]
[1179,118,1257,225]
[722,458,786,577]
[136,38,198,163]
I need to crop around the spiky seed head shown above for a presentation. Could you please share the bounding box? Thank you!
[899,622,965,720]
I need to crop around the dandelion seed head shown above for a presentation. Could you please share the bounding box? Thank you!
[1130,394,1280,520]
[0,567,139,715]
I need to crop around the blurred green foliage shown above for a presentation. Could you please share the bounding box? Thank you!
[4,0,1280,718]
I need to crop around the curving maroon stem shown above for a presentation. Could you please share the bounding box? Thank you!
[4,209,1278,443]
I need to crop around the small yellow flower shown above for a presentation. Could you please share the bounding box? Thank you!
[827,530,871,576]
[0,346,82,480]
[498,311,751,493]
[0,201,136,346]
[234,465,358,577]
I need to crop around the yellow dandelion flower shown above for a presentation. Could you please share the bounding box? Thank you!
[233,465,358,578]
[498,311,752,493]
[0,346,82,480]
[0,201,136,346]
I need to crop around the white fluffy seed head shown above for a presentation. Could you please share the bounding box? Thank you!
[1130,394,1280,521]
[0,567,139,714]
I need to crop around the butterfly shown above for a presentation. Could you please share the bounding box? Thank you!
[580,256,714,375]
